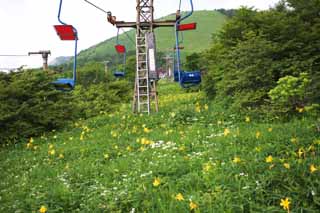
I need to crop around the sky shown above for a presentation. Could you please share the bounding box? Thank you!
[0,0,279,69]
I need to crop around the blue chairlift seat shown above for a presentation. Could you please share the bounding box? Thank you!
[52,78,75,91]
[174,70,201,87]
[114,71,125,78]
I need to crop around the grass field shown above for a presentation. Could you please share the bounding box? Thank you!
[0,80,319,212]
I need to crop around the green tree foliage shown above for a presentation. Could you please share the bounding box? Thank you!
[0,70,76,145]
[204,1,320,111]
[73,81,131,118]
[269,73,311,112]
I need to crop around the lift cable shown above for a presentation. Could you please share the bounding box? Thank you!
[83,0,109,14]
[120,28,135,45]
[0,55,29,57]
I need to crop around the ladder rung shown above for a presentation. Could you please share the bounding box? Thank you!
[138,53,147,55]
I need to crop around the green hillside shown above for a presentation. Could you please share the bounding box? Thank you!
[76,10,226,65]
[1,81,319,212]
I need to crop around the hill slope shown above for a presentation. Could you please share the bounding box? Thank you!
[76,10,226,65]
[1,80,319,212]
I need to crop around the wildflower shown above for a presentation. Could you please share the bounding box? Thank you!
[233,157,241,163]
[49,149,56,156]
[26,142,33,149]
[170,112,176,118]
[153,177,161,187]
[111,131,117,138]
[290,137,298,144]
[245,116,250,123]
[268,128,273,132]
[266,155,273,163]
[310,164,317,173]
[217,120,222,125]
[204,104,209,110]
[126,146,132,152]
[175,193,184,201]
[256,131,261,139]
[280,197,291,211]
[69,137,73,141]
[297,148,304,158]
[203,163,212,172]
[224,128,230,136]
[49,144,54,149]
[29,137,34,143]
[255,147,262,152]
[189,201,198,210]
[283,163,290,169]
[296,107,304,113]
[144,127,151,133]
[53,135,57,139]
[195,105,201,113]
[58,154,64,159]
[39,205,47,213]
[80,133,85,141]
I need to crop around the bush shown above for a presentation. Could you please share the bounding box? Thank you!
[0,70,77,145]
[268,73,312,112]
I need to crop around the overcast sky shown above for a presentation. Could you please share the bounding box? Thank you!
[0,0,279,69]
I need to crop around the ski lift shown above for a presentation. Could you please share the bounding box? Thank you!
[174,0,201,88]
[114,28,126,78]
[52,0,78,91]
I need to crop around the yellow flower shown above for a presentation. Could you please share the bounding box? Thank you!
[189,201,198,210]
[39,205,47,213]
[256,131,261,139]
[26,143,33,149]
[153,177,161,187]
[175,193,184,201]
[245,116,250,123]
[217,120,222,125]
[195,105,201,113]
[170,112,176,118]
[144,127,151,133]
[268,128,273,132]
[203,163,212,172]
[48,149,56,156]
[29,137,34,143]
[290,137,298,144]
[224,128,230,136]
[233,157,241,163]
[126,146,132,152]
[283,163,290,169]
[280,197,291,211]
[204,104,209,110]
[296,107,304,113]
[255,146,262,152]
[80,133,84,141]
[310,164,317,173]
[266,155,273,163]
[58,154,64,159]
[297,148,304,158]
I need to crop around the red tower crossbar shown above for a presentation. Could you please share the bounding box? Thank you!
[177,23,197,31]
[54,25,78,40]
[115,45,126,53]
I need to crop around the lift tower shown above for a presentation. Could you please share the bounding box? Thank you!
[28,50,51,70]
[108,0,176,114]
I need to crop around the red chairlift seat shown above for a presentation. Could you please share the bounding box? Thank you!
[178,23,197,31]
[54,25,78,40]
[115,45,126,53]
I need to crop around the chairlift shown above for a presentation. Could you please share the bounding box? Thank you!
[174,0,201,88]
[52,0,78,91]
[114,28,126,78]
